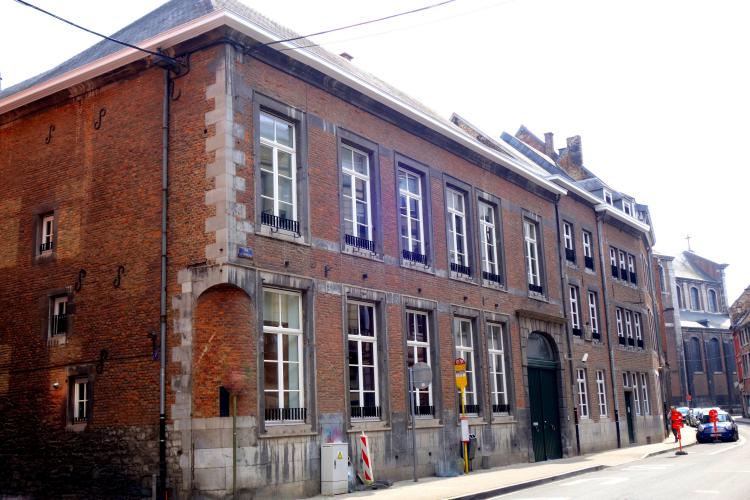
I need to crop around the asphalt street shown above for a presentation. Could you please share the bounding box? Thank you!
[494,420,750,500]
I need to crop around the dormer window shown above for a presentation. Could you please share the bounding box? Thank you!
[603,190,613,205]
[623,202,633,216]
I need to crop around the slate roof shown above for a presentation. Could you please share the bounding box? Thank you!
[499,132,573,180]
[673,252,717,283]
[680,310,730,330]
[1,0,448,127]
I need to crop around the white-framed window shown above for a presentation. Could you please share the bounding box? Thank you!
[676,286,684,309]
[347,301,379,420]
[406,310,433,415]
[604,190,613,205]
[563,222,574,250]
[73,377,90,422]
[632,372,641,415]
[40,213,55,254]
[341,144,372,244]
[616,307,624,340]
[596,370,607,417]
[582,230,593,269]
[627,254,636,282]
[624,310,634,341]
[259,112,297,224]
[399,170,426,259]
[622,371,629,388]
[479,201,500,281]
[576,369,589,418]
[618,250,627,273]
[523,219,542,291]
[263,289,304,422]
[588,291,600,337]
[708,289,719,313]
[50,295,68,337]
[634,312,643,346]
[640,373,650,414]
[609,247,617,268]
[623,201,633,216]
[488,323,509,414]
[569,285,581,332]
[447,189,469,271]
[454,318,477,414]
[690,286,701,311]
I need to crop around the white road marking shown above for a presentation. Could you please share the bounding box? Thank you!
[706,435,745,455]
[599,477,629,485]
[559,478,593,486]
[624,464,673,471]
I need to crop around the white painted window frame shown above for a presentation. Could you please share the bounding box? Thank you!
[576,368,589,418]
[563,222,574,250]
[569,285,581,330]
[259,112,298,223]
[454,318,477,412]
[523,219,541,287]
[478,201,499,277]
[447,189,468,267]
[406,310,433,411]
[588,291,599,335]
[399,170,426,256]
[488,323,508,413]
[596,370,608,416]
[347,301,379,419]
[640,373,650,414]
[341,144,373,242]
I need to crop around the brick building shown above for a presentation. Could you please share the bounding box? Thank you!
[730,286,750,417]
[0,0,666,497]
[656,251,739,411]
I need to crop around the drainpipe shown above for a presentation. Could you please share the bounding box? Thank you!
[159,67,170,498]
[644,246,666,421]
[553,196,580,456]
[596,214,621,448]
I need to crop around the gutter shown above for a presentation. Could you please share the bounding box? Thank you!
[0,10,565,198]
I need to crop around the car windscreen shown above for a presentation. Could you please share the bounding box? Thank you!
[701,414,729,423]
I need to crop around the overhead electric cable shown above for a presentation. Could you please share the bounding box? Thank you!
[263,0,456,47]
[14,0,179,65]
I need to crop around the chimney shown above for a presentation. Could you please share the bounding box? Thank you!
[566,135,582,167]
[339,52,353,62]
[544,132,554,157]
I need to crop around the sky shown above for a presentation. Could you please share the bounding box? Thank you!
[1,0,748,303]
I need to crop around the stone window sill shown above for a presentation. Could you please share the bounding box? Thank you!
[449,271,476,284]
[256,225,309,246]
[342,244,383,262]
[400,259,434,275]
[412,417,442,429]
[348,420,390,433]
[491,415,516,425]
[481,280,506,292]
[260,422,316,439]
[528,291,548,302]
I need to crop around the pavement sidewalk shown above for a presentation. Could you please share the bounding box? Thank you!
[333,430,697,500]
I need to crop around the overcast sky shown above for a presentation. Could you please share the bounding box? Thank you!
[2,0,747,303]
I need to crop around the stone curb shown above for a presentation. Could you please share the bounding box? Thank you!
[641,440,698,459]
[447,465,608,500]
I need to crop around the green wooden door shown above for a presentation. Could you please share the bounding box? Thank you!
[625,391,636,443]
[528,367,562,461]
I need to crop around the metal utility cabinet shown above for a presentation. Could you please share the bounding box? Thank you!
[321,442,348,495]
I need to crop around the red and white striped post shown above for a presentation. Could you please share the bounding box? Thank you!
[358,431,374,485]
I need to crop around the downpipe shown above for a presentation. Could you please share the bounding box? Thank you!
[159,67,170,498]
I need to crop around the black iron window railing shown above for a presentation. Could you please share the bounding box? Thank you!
[630,272,637,285]
[572,327,582,337]
[627,337,635,347]
[492,403,510,414]
[402,249,427,265]
[620,268,628,281]
[461,404,481,415]
[565,248,576,263]
[611,265,619,278]
[265,407,306,422]
[618,336,626,346]
[637,339,644,349]
[51,314,68,336]
[345,234,375,252]
[450,262,471,276]
[592,331,601,341]
[350,405,381,420]
[73,415,89,423]
[482,271,502,284]
[261,212,299,234]
[528,283,544,295]
[413,405,434,417]
[584,256,594,270]
[39,241,54,253]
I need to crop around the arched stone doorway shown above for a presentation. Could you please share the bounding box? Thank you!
[527,331,562,461]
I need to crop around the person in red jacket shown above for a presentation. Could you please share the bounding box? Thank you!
[670,407,684,442]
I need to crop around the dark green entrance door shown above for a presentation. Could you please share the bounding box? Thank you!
[528,366,562,461]
[624,391,636,444]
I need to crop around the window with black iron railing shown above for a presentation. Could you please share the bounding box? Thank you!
[265,407,307,422]
[482,271,502,284]
[345,234,375,252]
[584,256,594,270]
[592,331,601,341]
[618,336,626,346]
[402,249,427,265]
[572,327,582,337]
[39,241,54,253]
[460,404,481,416]
[51,314,68,336]
[637,339,644,349]
[619,268,628,281]
[630,272,637,285]
[492,403,510,414]
[413,405,434,417]
[627,337,635,347]
[528,283,544,295]
[611,265,619,278]
[565,248,576,263]
[351,405,381,420]
[261,212,299,234]
[450,262,471,276]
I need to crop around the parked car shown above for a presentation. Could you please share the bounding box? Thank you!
[696,411,738,443]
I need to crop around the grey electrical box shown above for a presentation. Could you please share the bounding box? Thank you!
[321,442,348,495]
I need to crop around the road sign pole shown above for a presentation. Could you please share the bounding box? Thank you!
[461,386,468,474]
[409,367,418,482]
